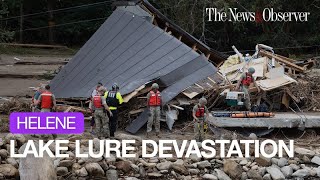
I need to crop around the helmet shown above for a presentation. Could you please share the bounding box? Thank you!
[248,67,255,74]
[199,97,207,105]
[151,83,159,89]
[112,83,119,90]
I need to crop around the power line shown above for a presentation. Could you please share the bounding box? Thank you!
[0,0,114,21]
[14,17,108,32]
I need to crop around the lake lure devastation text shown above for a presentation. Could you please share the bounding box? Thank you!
[10,139,294,158]
[206,8,310,22]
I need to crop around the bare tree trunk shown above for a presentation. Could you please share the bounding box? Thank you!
[19,2,23,43]
[47,0,55,44]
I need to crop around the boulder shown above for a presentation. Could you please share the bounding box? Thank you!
[247,169,263,180]
[115,161,131,173]
[188,168,199,175]
[6,158,18,168]
[75,167,88,177]
[277,158,288,167]
[156,161,172,171]
[106,169,118,180]
[56,167,68,176]
[223,160,242,179]
[295,147,315,157]
[85,163,105,177]
[172,164,188,175]
[311,156,320,165]
[18,142,56,180]
[262,173,272,180]
[0,164,18,177]
[214,169,232,180]
[280,166,293,178]
[147,172,163,177]
[59,160,74,167]
[0,149,8,159]
[266,167,285,180]
[292,169,310,178]
[130,164,139,172]
[255,156,271,167]
[197,160,211,169]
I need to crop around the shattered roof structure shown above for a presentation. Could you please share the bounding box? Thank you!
[50,0,225,99]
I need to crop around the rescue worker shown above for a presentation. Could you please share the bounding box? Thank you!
[104,83,123,138]
[192,97,209,142]
[235,67,261,111]
[32,87,43,112]
[89,82,103,133]
[146,83,161,137]
[91,86,113,139]
[36,85,56,112]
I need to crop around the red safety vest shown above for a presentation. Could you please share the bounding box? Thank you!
[195,105,205,117]
[241,72,253,86]
[41,91,53,109]
[148,91,161,106]
[93,95,103,108]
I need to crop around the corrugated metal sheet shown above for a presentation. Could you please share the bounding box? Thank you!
[50,7,203,98]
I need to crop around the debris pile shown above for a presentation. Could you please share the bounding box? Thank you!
[213,44,317,112]
[0,97,31,114]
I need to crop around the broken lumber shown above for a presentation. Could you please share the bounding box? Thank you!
[259,50,306,72]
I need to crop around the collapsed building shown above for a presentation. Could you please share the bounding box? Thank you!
[49,0,320,134]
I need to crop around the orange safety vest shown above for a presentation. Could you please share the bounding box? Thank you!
[195,105,205,117]
[93,95,103,108]
[241,72,253,86]
[41,91,53,109]
[148,91,161,106]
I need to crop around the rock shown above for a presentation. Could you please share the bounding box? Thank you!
[106,169,118,180]
[75,167,88,177]
[256,156,271,167]
[241,172,248,180]
[57,167,68,176]
[171,164,188,175]
[190,154,201,162]
[85,163,105,177]
[263,173,272,180]
[289,164,300,171]
[197,160,211,169]
[188,168,200,175]
[6,158,18,168]
[239,159,248,165]
[0,149,8,159]
[271,158,279,165]
[258,167,266,176]
[15,134,26,146]
[125,177,139,180]
[280,166,293,178]
[72,163,81,172]
[0,164,18,177]
[173,159,184,165]
[149,157,159,163]
[215,169,232,180]
[4,133,15,144]
[277,158,288,167]
[295,147,315,157]
[78,159,85,165]
[59,160,74,167]
[160,170,168,174]
[115,161,131,173]
[292,169,310,177]
[266,167,285,180]
[249,133,258,140]
[247,169,263,180]
[139,166,146,178]
[302,155,311,163]
[243,166,249,171]
[316,167,320,177]
[147,172,162,177]
[311,156,320,165]
[130,164,139,172]
[156,161,172,171]
[251,165,258,170]
[18,142,56,180]
[223,160,242,179]
[202,174,218,180]
[93,138,100,150]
